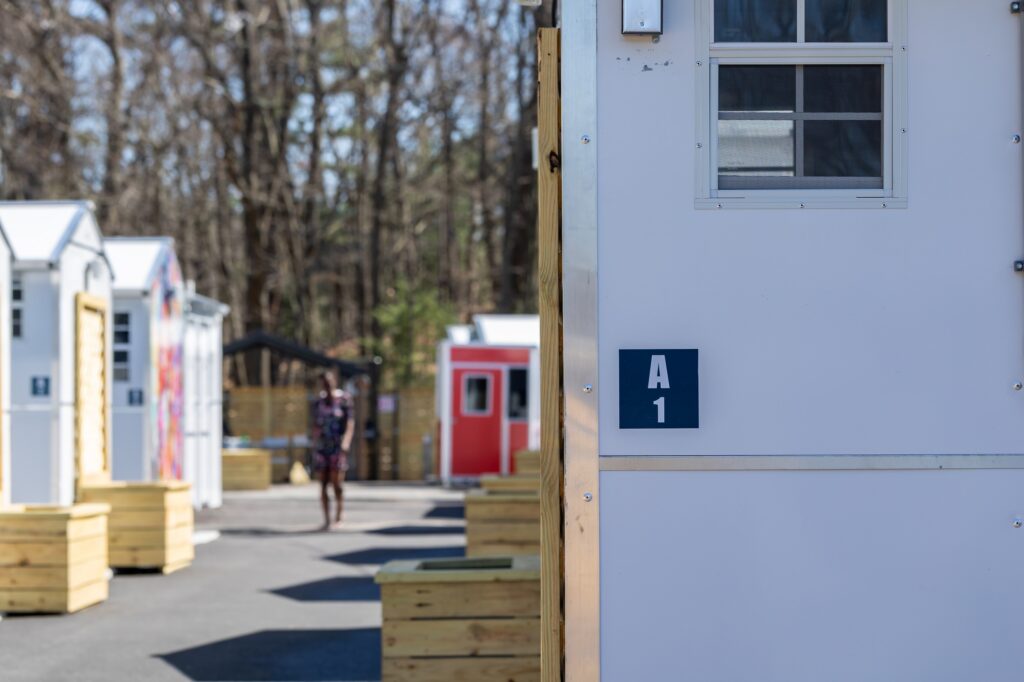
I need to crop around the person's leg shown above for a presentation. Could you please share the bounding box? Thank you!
[319,467,331,529]
[331,468,344,524]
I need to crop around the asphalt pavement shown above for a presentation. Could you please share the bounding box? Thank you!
[0,482,467,682]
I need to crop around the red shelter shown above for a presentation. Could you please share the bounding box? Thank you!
[436,315,540,483]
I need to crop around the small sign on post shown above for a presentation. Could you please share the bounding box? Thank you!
[618,349,698,429]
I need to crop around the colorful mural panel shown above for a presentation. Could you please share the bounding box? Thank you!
[151,251,185,480]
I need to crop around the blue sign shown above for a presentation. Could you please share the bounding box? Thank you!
[619,349,699,429]
[128,389,145,406]
[31,376,50,398]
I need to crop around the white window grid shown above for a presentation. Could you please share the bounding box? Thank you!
[695,0,908,209]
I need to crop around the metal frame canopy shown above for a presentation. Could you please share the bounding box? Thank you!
[561,1,1024,680]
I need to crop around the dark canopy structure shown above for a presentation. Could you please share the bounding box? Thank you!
[223,330,367,379]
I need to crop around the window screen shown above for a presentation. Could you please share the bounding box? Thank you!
[508,368,529,420]
[463,376,490,415]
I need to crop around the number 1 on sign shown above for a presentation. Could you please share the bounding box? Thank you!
[653,396,665,424]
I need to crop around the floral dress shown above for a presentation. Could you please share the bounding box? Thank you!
[312,393,350,473]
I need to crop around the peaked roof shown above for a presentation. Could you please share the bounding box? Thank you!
[104,237,176,293]
[223,331,366,378]
[0,201,97,264]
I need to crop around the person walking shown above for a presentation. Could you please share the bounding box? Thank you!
[311,372,355,530]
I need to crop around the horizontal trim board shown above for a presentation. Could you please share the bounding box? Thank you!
[719,112,882,121]
[599,455,1024,472]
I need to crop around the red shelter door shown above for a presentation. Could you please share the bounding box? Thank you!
[451,368,503,476]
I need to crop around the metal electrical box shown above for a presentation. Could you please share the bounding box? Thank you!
[622,0,662,34]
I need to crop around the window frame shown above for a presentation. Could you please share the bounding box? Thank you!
[461,373,493,417]
[696,0,908,209]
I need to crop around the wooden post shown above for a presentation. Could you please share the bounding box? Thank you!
[537,27,565,682]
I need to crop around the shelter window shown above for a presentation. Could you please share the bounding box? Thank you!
[113,313,131,382]
[462,375,491,416]
[113,350,130,383]
[508,368,529,421]
[114,313,131,345]
[698,0,906,207]
[11,277,22,338]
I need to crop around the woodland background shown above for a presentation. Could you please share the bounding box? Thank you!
[0,0,556,389]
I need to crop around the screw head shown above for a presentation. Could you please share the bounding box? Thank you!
[1014,519,1022,528]
[1014,383,1023,391]
[583,384,593,394]
[581,134,591,144]
[583,492,593,502]
[1014,134,1022,144]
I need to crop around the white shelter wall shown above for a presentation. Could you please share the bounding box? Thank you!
[596,0,1024,457]
[10,269,60,504]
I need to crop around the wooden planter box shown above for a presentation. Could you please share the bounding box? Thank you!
[79,481,194,574]
[513,449,541,475]
[377,555,541,682]
[222,449,272,490]
[480,474,539,494]
[0,504,111,614]
[465,490,540,557]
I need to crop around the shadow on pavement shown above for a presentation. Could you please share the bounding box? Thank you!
[367,524,464,536]
[270,576,380,603]
[219,528,326,537]
[422,504,465,520]
[157,628,380,681]
[326,546,463,565]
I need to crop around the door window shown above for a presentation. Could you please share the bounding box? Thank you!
[462,375,491,416]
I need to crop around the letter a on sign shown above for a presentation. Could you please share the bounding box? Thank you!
[648,355,670,389]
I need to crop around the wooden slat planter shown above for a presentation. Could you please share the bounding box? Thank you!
[377,556,540,682]
[222,449,272,491]
[466,490,540,557]
[79,481,194,574]
[513,449,541,475]
[480,474,539,494]
[0,504,111,614]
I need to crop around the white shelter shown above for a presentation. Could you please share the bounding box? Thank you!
[183,285,228,509]
[559,2,1024,680]
[0,226,13,506]
[436,314,540,483]
[2,201,113,505]
[104,237,186,485]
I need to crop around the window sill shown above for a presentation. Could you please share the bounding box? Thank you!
[696,197,907,210]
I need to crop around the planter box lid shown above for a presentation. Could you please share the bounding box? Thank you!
[466,489,540,502]
[81,480,191,493]
[375,555,540,584]
[0,503,111,519]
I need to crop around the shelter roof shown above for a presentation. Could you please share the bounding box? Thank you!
[0,201,98,264]
[472,314,540,347]
[223,330,366,378]
[104,237,176,293]
[446,325,474,344]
